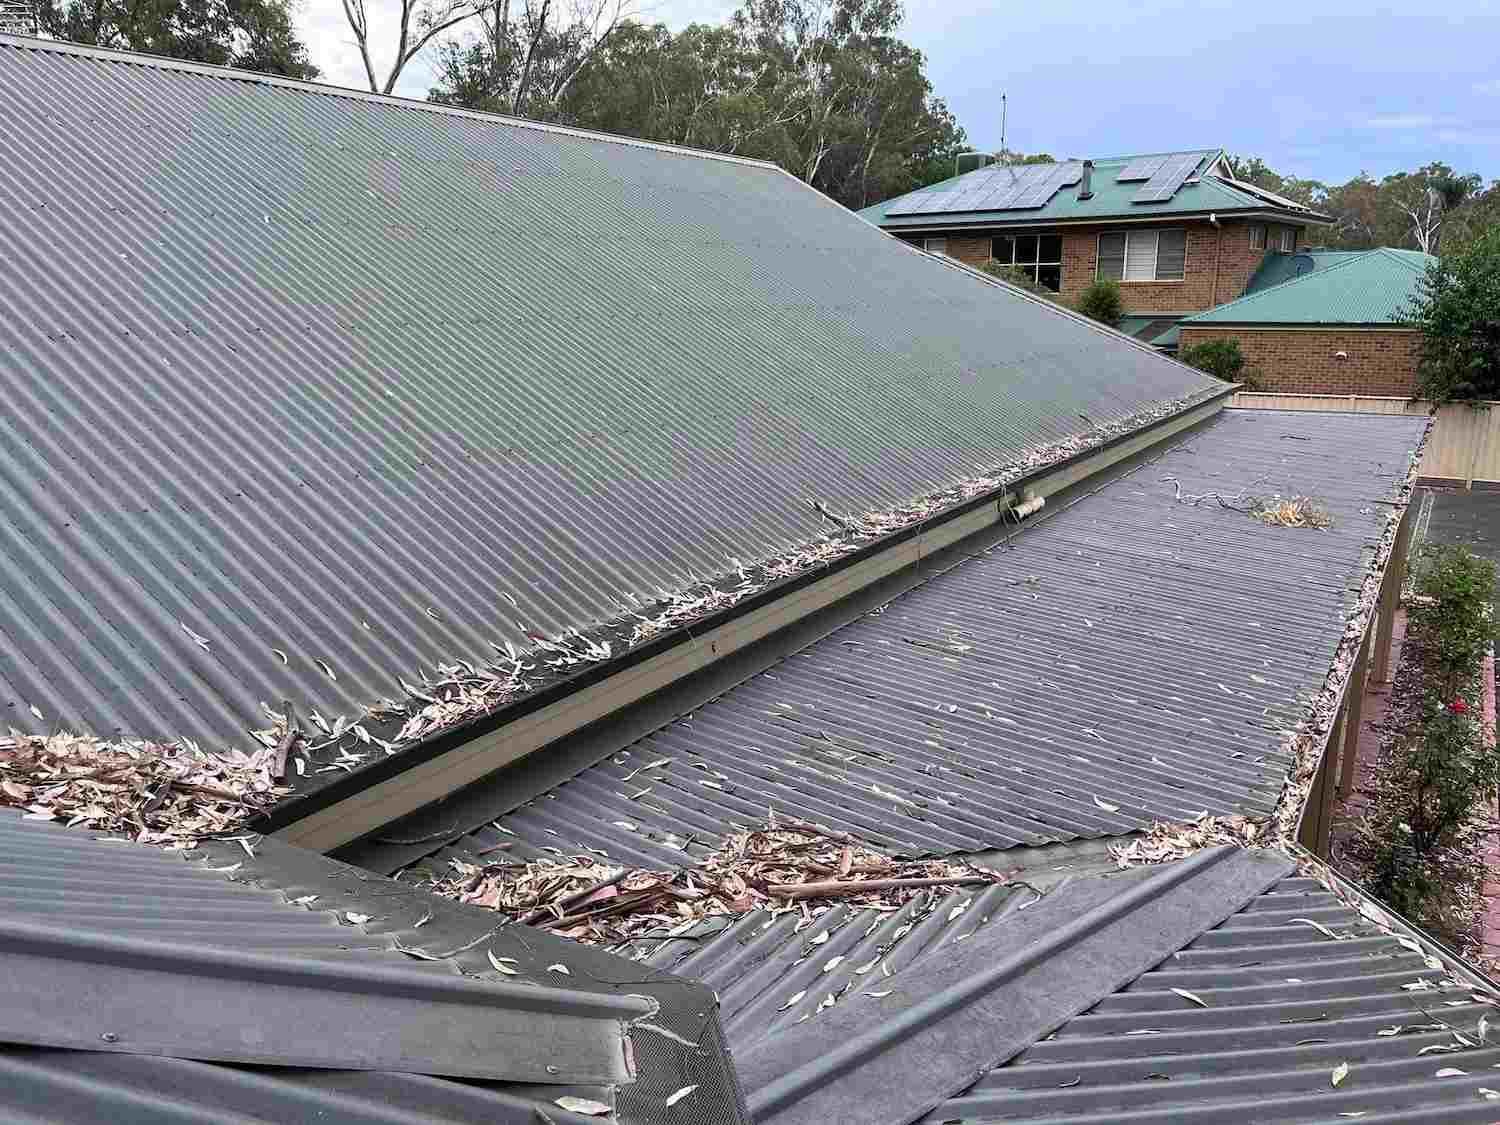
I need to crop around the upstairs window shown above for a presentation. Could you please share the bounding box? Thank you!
[922,236,948,255]
[1096,229,1187,282]
[992,232,1063,291]
[1249,223,1267,249]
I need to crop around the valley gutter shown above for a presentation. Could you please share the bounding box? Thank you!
[268,385,1235,852]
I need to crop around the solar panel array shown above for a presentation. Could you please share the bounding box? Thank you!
[1132,151,1204,203]
[887,160,1085,216]
[1115,155,1169,182]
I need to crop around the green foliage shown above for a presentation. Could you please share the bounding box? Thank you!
[977,261,1052,299]
[41,0,317,78]
[1231,155,1490,253]
[1179,339,1248,384]
[1407,227,1500,403]
[1354,544,1496,941]
[1074,280,1122,326]
[1408,544,1497,693]
[430,0,966,210]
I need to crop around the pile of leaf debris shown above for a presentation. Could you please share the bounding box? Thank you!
[1110,812,1267,867]
[422,819,1006,945]
[1251,495,1333,529]
[0,730,285,845]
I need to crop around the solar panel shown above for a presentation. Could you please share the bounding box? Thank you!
[1132,152,1202,203]
[1006,161,1085,210]
[1116,155,1168,182]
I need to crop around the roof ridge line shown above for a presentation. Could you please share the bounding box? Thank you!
[0,31,784,172]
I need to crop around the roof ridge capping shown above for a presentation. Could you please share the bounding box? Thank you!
[0,31,783,172]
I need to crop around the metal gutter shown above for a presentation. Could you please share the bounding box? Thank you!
[874,207,1330,233]
[272,387,1234,851]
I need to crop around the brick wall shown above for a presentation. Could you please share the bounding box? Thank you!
[901,219,1303,315]
[1177,326,1422,396]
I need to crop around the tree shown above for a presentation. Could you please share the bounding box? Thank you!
[41,0,318,77]
[339,0,520,94]
[1407,226,1500,402]
[977,260,1054,299]
[1383,163,1481,254]
[1230,155,1327,210]
[429,0,964,210]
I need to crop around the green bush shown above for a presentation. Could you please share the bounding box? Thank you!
[1408,226,1500,403]
[977,260,1053,299]
[1075,280,1123,326]
[1408,543,1496,696]
[1179,338,1248,383]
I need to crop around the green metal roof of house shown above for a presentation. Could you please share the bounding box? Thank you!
[860,150,1329,230]
[1182,247,1435,326]
[1243,249,1368,295]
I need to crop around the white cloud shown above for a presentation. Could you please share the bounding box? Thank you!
[1364,113,1435,129]
[292,0,738,98]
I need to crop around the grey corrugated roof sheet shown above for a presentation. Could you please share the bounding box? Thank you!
[381,407,1425,869]
[0,810,749,1125]
[0,35,1217,766]
[934,871,1500,1124]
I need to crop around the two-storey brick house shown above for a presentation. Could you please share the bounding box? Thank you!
[859,149,1330,347]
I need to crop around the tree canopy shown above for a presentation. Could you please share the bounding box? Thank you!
[430,0,965,209]
[1232,154,1492,255]
[40,0,318,78]
[1407,226,1500,403]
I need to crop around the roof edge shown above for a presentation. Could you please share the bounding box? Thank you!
[0,32,784,172]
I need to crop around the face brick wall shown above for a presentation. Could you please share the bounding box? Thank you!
[1177,326,1422,396]
[902,220,1301,315]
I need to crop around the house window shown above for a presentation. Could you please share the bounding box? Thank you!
[991,232,1064,291]
[1096,229,1187,282]
[922,237,948,255]
[1249,223,1267,250]
[1279,227,1296,252]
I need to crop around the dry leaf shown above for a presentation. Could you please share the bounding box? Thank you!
[777,990,807,1011]
[1170,987,1208,1008]
[1092,795,1120,813]
[548,963,571,975]
[1331,1061,1349,1087]
[344,912,371,925]
[1435,1067,1467,1077]
[665,1085,698,1107]
[487,950,518,976]
[554,1095,611,1115]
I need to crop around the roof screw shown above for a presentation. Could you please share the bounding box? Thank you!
[100,1032,119,1043]
[546,1065,561,1075]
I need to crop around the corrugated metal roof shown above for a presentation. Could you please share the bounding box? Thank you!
[611,846,1296,1125]
[861,150,1324,229]
[0,34,1217,766]
[1185,247,1436,326]
[0,810,750,1124]
[934,870,1500,1123]
[391,408,1426,868]
[1244,249,1369,295]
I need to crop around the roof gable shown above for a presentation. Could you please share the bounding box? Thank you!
[1185,247,1435,326]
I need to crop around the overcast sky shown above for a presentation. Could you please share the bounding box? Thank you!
[294,0,1500,185]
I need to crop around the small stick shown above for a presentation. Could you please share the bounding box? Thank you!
[272,698,299,781]
[518,869,630,926]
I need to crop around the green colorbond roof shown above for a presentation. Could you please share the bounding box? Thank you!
[1182,247,1435,326]
[1243,249,1368,295]
[860,150,1327,230]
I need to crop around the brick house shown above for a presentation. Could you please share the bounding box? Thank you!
[1177,248,1433,395]
[859,149,1330,346]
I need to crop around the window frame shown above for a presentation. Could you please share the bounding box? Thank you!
[1249,223,1267,250]
[922,236,948,255]
[1279,227,1296,252]
[990,231,1064,292]
[1095,228,1188,283]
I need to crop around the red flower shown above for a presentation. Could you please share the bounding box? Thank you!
[1451,698,1470,715]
